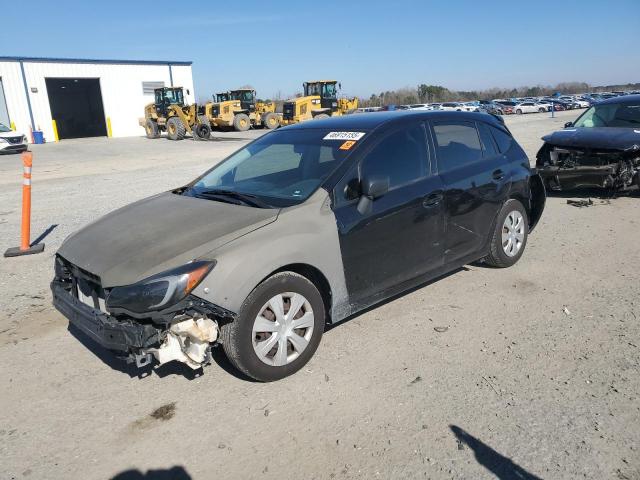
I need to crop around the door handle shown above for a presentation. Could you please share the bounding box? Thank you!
[492,169,505,180]
[423,192,443,208]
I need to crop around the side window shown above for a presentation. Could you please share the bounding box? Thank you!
[490,126,513,154]
[477,123,498,157]
[361,124,427,189]
[433,122,482,172]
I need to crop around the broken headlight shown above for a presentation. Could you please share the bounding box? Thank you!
[106,261,214,314]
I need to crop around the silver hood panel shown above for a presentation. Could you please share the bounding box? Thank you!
[57,192,279,287]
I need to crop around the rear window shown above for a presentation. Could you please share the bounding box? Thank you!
[490,126,513,153]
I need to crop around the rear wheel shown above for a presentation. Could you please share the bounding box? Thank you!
[262,112,279,129]
[166,117,186,140]
[145,119,160,139]
[516,109,523,114]
[484,199,528,268]
[220,272,325,382]
[233,113,250,132]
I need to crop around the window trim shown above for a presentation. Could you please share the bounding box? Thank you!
[476,121,500,158]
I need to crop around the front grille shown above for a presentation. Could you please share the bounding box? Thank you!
[6,136,23,145]
[283,102,295,120]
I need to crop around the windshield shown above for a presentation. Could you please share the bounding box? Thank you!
[232,91,254,102]
[573,101,640,128]
[0,123,11,133]
[322,83,337,98]
[157,89,184,105]
[187,128,363,207]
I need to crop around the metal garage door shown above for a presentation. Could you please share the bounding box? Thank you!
[0,78,10,127]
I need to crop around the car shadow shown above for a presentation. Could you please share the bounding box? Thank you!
[325,266,470,333]
[450,425,543,479]
[110,466,191,480]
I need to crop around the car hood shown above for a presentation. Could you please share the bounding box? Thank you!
[0,130,24,138]
[58,192,279,287]
[542,127,640,151]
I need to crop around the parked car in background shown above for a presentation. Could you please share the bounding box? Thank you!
[439,102,465,111]
[494,102,515,115]
[513,102,547,114]
[0,123,28,154]
[407,104,435,111]
[51,111,545,381]
[462,102,481,112]
[536,94,640,192]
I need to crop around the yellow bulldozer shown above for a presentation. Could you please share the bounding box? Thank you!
[202,89,279,131]
[281,80,358,125]
[141,87,211,140]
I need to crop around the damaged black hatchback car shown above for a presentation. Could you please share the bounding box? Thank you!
[536,95,640,192]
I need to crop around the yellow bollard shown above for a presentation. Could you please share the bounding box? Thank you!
[51,120,59,142]
[106,117,113,138]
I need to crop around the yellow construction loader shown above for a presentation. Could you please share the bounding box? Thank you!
[203,89,279,131]
[141,87,211,140]
[281,80,358,125]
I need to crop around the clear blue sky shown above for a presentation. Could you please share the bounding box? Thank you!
[2,0,638,100]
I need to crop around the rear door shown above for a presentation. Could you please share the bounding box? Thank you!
[333,121,445,306]
[430,120,509,264]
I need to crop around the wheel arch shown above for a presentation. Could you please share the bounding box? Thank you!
[267,263,333,323]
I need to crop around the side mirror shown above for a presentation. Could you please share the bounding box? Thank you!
[357,176,389,215]
[186,89,191,95]
[564,121,573,128]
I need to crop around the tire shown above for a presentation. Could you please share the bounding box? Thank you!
[538,108,546,113]
[313,113,330,120]
[262,112,279,129]
[220,272,325,382]
[484,199,529,268]
[166,117,186,140]
[194,115,212,140]
[233,113,250,132]
[515,109,523,115]
[145,119,160,139]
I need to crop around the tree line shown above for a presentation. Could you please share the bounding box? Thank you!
[359,82,640,107]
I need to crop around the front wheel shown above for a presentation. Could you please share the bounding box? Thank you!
[262,112,279,129]
[220,272,325,382]
[538,107,545,113]
[516,109,523,115]
[166,117,186,140]
[484,199,528,268]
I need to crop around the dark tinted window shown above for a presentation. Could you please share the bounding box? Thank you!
[433,122,482,172]
[490,126,513,153]
[477,123,498,157]
[362,124,427,189]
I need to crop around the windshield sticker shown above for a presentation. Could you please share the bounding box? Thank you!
[323,131,366,141]
[339,140,357,150]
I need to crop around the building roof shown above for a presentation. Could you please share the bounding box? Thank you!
[0,56,192,66]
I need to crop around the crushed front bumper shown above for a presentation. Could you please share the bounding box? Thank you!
[51,279,162,353]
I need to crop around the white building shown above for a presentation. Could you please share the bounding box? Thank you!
[0,56,194,142]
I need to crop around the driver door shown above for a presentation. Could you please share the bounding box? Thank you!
[332,122,445,307]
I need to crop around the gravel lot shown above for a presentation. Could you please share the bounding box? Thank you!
[1,111,639,480]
